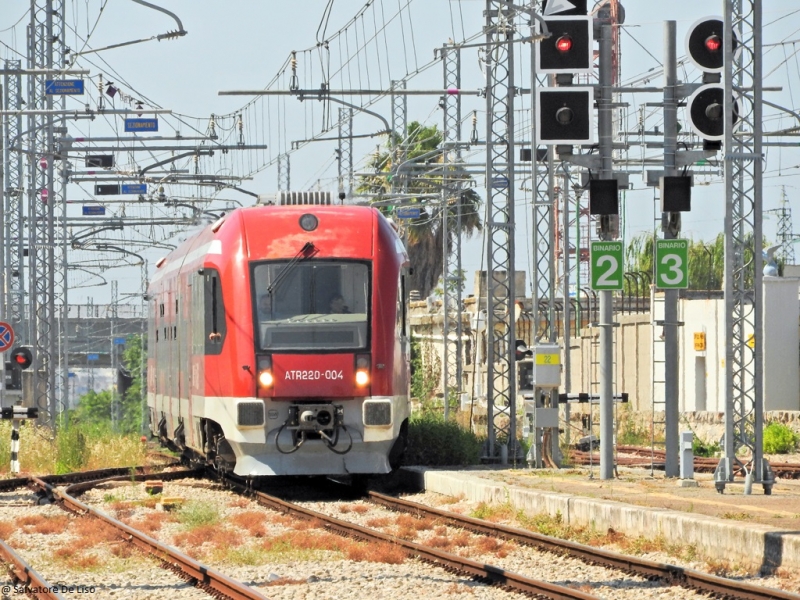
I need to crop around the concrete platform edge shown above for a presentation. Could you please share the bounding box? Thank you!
[401,467,800,572]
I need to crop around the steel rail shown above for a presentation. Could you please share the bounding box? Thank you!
[222,476,600,600]
[29,476,268,600]
[367,491,800,600]
[0,539,65,599]
[0,462,182,493]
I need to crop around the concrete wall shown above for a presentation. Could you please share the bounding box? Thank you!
[763,277,800,410]
[678,296,725,412]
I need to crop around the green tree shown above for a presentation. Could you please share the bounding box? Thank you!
[121,334,146,434]
[357,121,482,298]
[71,334,146,434]
[71,389,113,428]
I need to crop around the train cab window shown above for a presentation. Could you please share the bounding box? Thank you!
[252,261,370,351]
[202,269,227,355]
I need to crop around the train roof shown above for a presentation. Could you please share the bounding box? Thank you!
[150,204,405,287]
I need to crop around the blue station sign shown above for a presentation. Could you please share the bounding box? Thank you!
[121,183,147,195]
[87,353,99,361]
[82,205,106,216]
[124,118,158,132]
[45,79,84,95]
[396,206,421,219]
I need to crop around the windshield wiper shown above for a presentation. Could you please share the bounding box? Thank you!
[268,242,317,296]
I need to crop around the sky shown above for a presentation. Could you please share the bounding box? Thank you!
[3,0,800,303]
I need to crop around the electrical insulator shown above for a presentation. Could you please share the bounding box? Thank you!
[290,52,299,91]
[470,111,479,144]
[208,114,218,140]
[237,114,244,145]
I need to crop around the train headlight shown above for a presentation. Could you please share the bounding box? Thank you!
[257,355,274,390]
[355,354,370,387]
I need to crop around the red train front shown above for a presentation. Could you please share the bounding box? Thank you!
[147,203,411,476]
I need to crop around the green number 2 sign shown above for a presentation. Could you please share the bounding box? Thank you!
[655,239,689,289]
[590,241,624,291]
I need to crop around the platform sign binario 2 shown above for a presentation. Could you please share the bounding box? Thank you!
[655,239,689,289]
[590,241,624,291]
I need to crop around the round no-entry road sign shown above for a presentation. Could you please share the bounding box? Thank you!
[0,322,15,352]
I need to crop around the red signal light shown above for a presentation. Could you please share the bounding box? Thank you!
[10,347,32,370]
[705,35,721,52]
[556,35,573,53]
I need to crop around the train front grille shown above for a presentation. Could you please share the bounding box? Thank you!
[237,402,265,426]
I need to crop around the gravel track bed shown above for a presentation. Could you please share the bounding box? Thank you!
[393,491,800,595]
[297,495,706,600]
[67,480,794,600]
[0,487,208,599]
[78,479,523,600]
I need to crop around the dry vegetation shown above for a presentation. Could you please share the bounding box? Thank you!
[0,421,148,475]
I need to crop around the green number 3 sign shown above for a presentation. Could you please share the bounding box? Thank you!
[655,239,689,289]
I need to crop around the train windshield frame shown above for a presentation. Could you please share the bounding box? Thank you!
[252,259,371,351]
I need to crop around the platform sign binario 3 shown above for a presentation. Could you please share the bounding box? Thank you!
[590,241,624,291]
[655,239,689,289]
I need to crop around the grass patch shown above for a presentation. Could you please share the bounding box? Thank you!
[176,501,220,529]
[721,512,753,521]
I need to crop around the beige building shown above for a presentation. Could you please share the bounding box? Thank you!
[409,273,800,414]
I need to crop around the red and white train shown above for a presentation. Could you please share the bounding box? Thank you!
[146,201,411,477]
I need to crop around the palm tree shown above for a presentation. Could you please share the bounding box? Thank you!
[357,121,482,298]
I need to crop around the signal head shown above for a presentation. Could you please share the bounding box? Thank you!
[10,347,32,370]
[686,17,735,72]
[536,17,592,74]
[686,84,738,142]
[535,88,594,146]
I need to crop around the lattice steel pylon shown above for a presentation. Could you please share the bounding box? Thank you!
[337,108,353,201]
[27,0,65,426]
[483,1,518,462]
[2,60,25,339]
[766,188,795,266]
[277,153,290,191]
[390,80,407,195]
[715,0,774,494]
[440,44,464,421]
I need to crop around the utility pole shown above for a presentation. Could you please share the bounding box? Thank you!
[597,24,615,480]
[661,21,680,477]
[2,61,25,343]
[483,0,517,463]
[716,0,774,494]
[441,43,464,422]
[28,0,64,427]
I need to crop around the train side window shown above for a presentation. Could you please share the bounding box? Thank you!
[204,269,226,355]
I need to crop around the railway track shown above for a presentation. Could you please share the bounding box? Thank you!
[28,469,269,600]
[6,465,799,600]
[0,537,65,599]
[364,490,800,600]
[222,474,603,600]
[571,446,800,479]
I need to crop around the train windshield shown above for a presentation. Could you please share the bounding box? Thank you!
[253,261,370,351]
